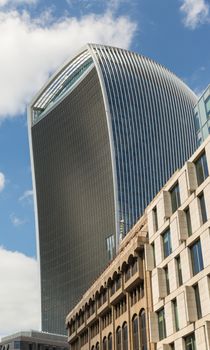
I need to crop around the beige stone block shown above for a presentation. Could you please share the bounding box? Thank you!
[157,345,171,350]
[157,191,172,228]
[204,184,210,220]
[152,268,167,305]
[179,170,189,204]
[177,210,188,241]
[155,236,164,266]
[144,243,155,271]
[177,292,188,329]
[168,258,178,292]
[175,337,185,350]
[170,216,180,251]
[148,209,155,239]
[199,276,210,317]
[186,161,197,192]
[205,321,210,350]
[165,301,174,337]
[185,286,197,322]
[157,195,165,228]
[149,312,159,343]
[190,197,202,233]
[180,248,192,283]
[195,326,207,350]
[200,229,210,268]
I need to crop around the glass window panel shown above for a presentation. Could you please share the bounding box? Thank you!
[140,310,147,350]
[194,112,200,132]
[170,183,181,213]
[162,229,172,258]
[185,333,196,350]
[194,284,202,319]
[199,193,207,224]
[132,316,139,350]
[122,323,128,350]
[172,299,179,331]
[191,240,204,276]
[157,308,166,340]
[185,207,192,236]
[195,152,209,186]
[176,255,183,286]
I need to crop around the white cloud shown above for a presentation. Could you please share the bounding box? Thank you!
[0,0,36,7]
[10,213,27,226]
[0,172,5,191]
[180,0,210,29]
[19,189,33,201]
[0,10,136,119]
[0,247,40,339]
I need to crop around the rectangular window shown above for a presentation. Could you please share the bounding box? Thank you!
[152,242,156,267]
[170,182,181,213]
[157,308,166,340]
[164,266,170,295]
[194,284,202,319]
[195,152,209,186]
[162,229,172,258]
[172,299,179,331]
[185,333,196,350]
[176,255,183,286]
[199,192,207,224]
[106,234,115,260]
[190,240,204,276]
[153,206,158,231]
[185,207,192,236]
[205,95,210,117]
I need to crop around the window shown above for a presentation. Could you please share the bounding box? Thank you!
[198,193,207,224]
[172,299,179,331]
[170,182,181,213]
[116,327,121,350]
[157,308,166,340]
[108,333,112,350]
[176,255,183,286]
[190,240,204,276]
[132,315,139,350]
[106,234,115,260]
[185,333,196,350]
[164,266,170,295]
[194,112,200,132]
[152,243,156,267]
[153,206,158,231]
[103,337,107,350]
[194,284,202,319]
[185,207,192,236]
[205,95,210,118]
[122,323,128,350]
[139,309,147,350]
[195,152,209,186]
[96,344,99,350]
[162,229,172,258]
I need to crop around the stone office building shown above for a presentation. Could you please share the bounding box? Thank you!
[66,136,210,350]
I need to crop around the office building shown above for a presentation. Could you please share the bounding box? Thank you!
[28,44,197,334]
[0,331,67,350]
[147,135,210,350]
[194,85,210,146]
[67,135,210,350]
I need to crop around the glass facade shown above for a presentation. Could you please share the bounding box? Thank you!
[29,44,197,334]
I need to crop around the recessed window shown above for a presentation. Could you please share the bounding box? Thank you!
[139,309,147,350]
[198,192,207,224]
[176,255,183,286]
[205,95,210,118]
[122,323,128,350]
[194,284,202,319]
[185,333,196,350]
[153,206,158,231]
[157,308,166,340]
[170,182,181,213]
[190,240,204,276]
[172,299,179,331]
[132,315,139,350]
[164,266,170,295]
[195,152,209,186]
[185,207,192,236]
[162,229,172,258]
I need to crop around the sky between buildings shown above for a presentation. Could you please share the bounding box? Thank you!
[0,0,210,339]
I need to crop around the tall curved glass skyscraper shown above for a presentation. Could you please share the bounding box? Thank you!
[28,44,197,334]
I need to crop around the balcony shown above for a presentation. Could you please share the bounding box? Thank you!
[124,258,144,292]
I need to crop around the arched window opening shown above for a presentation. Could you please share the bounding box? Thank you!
[103,337,107,350]
[132,315,139,350]
[96,343,100,350]
[108,333,112,350]
[122,322,128,350]
[116,327,121,350]
[140,309,147,350]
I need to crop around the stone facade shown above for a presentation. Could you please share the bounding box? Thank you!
[66,135,210,349]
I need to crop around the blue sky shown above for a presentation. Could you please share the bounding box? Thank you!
[0,0,210,338]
